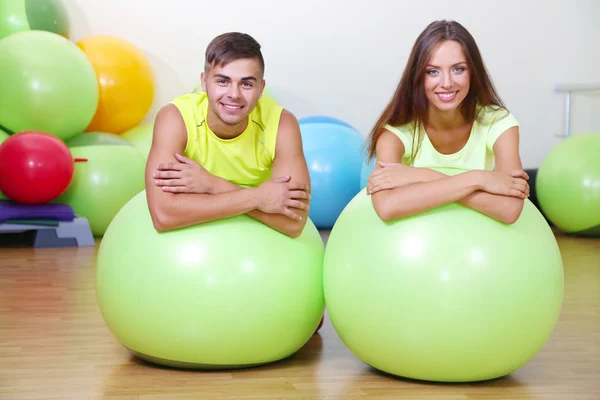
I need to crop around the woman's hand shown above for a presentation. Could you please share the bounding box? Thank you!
[478,169,530,199]
[367,162,428,195]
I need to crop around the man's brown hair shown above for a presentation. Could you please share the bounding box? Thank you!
[205,32,265,75]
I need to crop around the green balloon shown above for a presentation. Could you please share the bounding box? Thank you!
[96,190,324,368]
[120,123,153,158]
[66,132,133,148]
[54,145,145,236]
[25,0,69,38]
[324,169,563,382]
[0,127,9,145]
[0,0,30,40]
[536,133,600,234]
[0,30,98,141]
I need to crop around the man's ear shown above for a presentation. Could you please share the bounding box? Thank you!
[200,72,207,92]
[259,79,266,98]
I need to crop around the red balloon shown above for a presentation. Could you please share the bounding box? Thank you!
[0,131,75,204]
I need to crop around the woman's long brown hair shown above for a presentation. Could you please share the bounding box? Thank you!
[365,20,507,165]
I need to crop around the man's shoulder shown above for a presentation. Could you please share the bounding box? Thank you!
[170,91,206,112]
[251,95,284,130]
[279,109,298,127]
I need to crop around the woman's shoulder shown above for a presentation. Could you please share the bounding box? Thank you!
[475,104,521,149]
[383,121,416,137]
[476,104,517,127]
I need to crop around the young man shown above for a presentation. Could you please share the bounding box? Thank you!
[145,32,311,238]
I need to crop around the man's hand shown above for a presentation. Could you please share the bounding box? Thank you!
[253,175,310,221]
[367,161,428,195]
[153,153,217,194]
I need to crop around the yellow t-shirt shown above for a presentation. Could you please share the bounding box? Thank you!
[385,106,519,171]
[170,91,283,187]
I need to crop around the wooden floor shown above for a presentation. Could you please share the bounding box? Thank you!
[0,231,598,400]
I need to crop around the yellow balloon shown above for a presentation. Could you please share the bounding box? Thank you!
[76,35,155,134]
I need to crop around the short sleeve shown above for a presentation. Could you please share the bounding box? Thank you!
[384,124,413,156]
[485,109,520,150]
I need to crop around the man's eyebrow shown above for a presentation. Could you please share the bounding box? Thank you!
[213,74,257,81]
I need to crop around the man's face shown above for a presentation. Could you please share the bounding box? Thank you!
[201,58,265,127]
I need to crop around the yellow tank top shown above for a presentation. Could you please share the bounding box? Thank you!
[170,92,283,187]
[385,106,519,171]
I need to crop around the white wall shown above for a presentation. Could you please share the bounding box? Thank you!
[64,0,599,168]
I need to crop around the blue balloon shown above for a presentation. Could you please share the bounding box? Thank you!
[299,121,365,229]
[298,115,354,129]
[360,158,376,188]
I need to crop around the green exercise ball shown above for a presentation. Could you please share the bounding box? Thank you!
[0,30,98,142]
[536,133,600,236]
[96,191,325,368]
[25,0,69,38]
[0,127,9,144]
[54,145,145,236]
[0,0,30,40]
[66,132,133,148]
[323,168,563,382]
[121,123,153,158]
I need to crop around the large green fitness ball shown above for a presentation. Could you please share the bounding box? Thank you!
[323,172,563,382]
[0,30,98,141]
[66,132,133,148]
[96,191,324,368]
[536,133,600,236]
[55,145,145,236]
[120,123,153,158]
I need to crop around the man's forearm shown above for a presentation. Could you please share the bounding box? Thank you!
[151,188,259,231]
[208,176,307,237]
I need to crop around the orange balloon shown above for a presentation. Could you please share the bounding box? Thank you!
[76,35,154,134]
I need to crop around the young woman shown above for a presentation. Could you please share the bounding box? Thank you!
[365,20,530,224]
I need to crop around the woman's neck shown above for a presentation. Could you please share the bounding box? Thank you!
[426,106,466,132]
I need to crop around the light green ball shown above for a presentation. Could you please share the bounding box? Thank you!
[536,133,600,236]
[0,0,30,40]
[0,126,9,144]
[66,132,133,148]
[324,168,563,382]
[54,145,145,236]
[96,191,324,368]
[0,30,98,141]
[120,123,153,158]
[25,0,70,38]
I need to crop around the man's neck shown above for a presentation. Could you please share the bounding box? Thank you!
[206,109,249,140]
